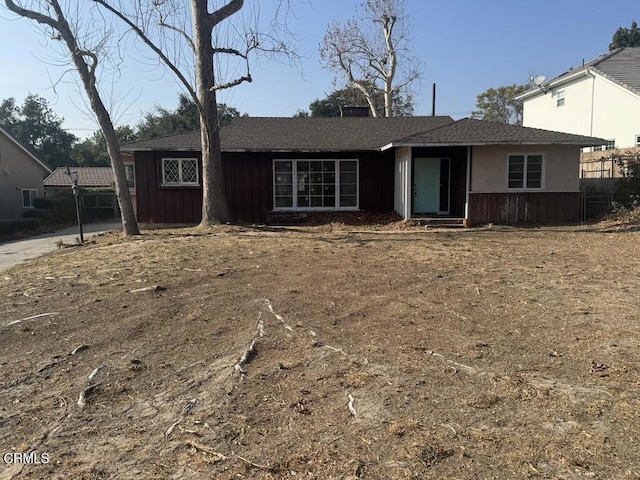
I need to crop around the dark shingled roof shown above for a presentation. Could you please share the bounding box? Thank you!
[44,167,114,187]
[121,116,455,152]
[389,118,608,147]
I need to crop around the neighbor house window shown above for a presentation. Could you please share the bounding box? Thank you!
[22,189,38,208]
[508,154,543,189]
[636,135,640,147]
[125,164,136,188]
[162,158,199,186]
[601,140,616,151]
[273,159,358,210]
[556,89,565,107]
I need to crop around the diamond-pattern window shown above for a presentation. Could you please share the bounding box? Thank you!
[162,158,199,186]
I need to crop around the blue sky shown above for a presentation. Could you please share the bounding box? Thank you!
[0,1,638,139]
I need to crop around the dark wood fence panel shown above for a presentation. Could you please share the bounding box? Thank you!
[469,192,581,224]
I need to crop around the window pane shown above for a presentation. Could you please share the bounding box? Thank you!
[508,156,524,188]
[311,196,323,207]
[297,161,309,172]
[322,161,335,172]
[323,172,335,183]
[324,185,335,196]
[526,176,542,189]
[275,173,292,184]
[275,197,293,208]
[163,159,180,184]
[323,196,335,207]
[275,185,292,196]
[341,161,357,172]
[309,161,322,172]
[310,173,323,184]
[182,160,198,183]
[125,165,135,188]
[526,155,542,188]
[297,196,309,207]
[340,195,357,207]
[341,184,357,195]
[340,173,357,184]
[275,161,292,173]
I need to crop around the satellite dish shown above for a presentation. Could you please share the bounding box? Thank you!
[531,75,546,86]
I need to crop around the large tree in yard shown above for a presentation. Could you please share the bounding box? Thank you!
[471,84,528,126]
[320,0,419,117]
[93,0,298,225]
[4,0,140,235]
[0,94,77,168]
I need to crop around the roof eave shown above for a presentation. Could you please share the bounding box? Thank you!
[0,125,52,173]
[517,69,592,101]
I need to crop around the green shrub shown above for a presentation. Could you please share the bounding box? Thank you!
[37,192,77,225]
[614,155,640,207]
[0,218,41,236]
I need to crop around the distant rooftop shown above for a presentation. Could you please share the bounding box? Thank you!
[44,167,114,187]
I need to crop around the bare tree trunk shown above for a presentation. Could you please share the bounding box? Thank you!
[192,0,232,225]
[5,0,140,236]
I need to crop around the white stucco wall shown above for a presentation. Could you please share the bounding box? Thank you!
[522,72,640,149]
[471,144,580,193]
[0,131,49,220]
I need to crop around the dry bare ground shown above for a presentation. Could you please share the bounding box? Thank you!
[1,216,640,479]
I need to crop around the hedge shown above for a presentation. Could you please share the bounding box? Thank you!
[0,218,42,236]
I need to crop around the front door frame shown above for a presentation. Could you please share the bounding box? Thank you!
[412,157,451,216]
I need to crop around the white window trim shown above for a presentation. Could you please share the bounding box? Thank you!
[161,158,199,186]
[507,153,545,191]
[22,189,38,208]
[125,163,136,189]
[272,159,359,211]
[556,89,565,107]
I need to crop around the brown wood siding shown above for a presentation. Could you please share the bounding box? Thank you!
[135,151,202,224]
[135,150,396,224]
[412,147,467,217]
[469,192,581,224]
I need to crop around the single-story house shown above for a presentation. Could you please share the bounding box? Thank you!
[0,125,52,220]
[121,116,605,225]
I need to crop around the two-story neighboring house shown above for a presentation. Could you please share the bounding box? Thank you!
[518,47,640,153]
[0,125,52,220]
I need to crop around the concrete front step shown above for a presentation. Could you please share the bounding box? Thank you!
[407,217,465,228]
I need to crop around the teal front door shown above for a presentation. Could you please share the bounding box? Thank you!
[414,158,450,214]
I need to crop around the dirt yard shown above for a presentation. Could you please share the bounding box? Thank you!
[1,219,640,479]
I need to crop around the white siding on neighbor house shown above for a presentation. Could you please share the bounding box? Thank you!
[0,131,49,220]
[394,147,411,220]
[522,72,640,149]
[471,145,581,193]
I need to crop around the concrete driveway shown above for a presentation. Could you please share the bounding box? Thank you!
[0,222,121,271]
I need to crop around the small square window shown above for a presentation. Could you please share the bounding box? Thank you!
[125,164,135,188]
[556,90,565,107]
[508,154,544,190]
[22,189,38,208]
[602,140,616,151]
